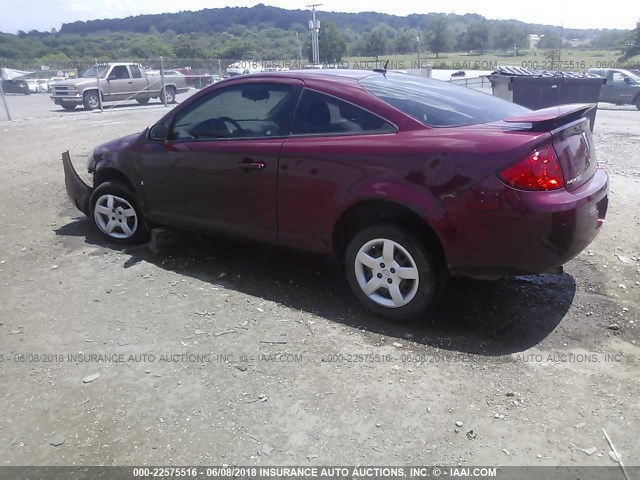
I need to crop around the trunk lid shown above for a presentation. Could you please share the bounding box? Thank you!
[505,104,597,191]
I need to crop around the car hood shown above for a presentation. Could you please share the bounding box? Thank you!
[94,132,144,157]
[90,132,145,171]
[56,78,99,87]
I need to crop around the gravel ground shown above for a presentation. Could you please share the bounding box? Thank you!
[0,94,638,468]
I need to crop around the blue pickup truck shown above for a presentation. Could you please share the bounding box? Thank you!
[588,68,640,110]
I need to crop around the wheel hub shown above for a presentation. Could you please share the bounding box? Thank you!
[93,193,138,239]
[354,238,420,309]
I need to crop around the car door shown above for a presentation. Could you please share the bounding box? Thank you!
[278,89,397,253]
[139,80,300,243]
[601,71,633,104]
[104,65,132,101]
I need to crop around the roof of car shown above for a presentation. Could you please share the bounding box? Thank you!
[238,69,382,82]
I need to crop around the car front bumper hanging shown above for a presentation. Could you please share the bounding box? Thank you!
[62,151,93,216]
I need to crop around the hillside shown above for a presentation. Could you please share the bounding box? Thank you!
[56,4,606,39]
[0,4,632,65]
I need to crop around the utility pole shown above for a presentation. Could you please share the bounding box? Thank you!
[416,32,421,68]
[559,0,566,67]
[307,4,322,66]
[295,31,303,62]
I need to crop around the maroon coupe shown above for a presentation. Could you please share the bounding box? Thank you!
[63,70,608,321]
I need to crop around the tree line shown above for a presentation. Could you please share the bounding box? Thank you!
[0,4,636,65]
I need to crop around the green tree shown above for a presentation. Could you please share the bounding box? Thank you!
[491,23,528,52]
[460,21,489,54]
[622,21,640,59]
[394,29,417,55]
[36,52,71,64]
[318,22,347,63]
[172,37,207,59]
[130,37,173,59]
[363,28,386,61]
[538,33,562,50]
[590,30,628,49]
[217,39,254,59]
[425,15,454,58]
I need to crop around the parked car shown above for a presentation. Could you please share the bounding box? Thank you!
[62,70,609,321]
[226,61,264,76]
[145,69,185,77]
[1,78,30,95]
[587,68,640,109]
[25,78,46,93]
[174,67,215,88]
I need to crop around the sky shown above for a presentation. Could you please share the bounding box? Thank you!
[1,0,637,33]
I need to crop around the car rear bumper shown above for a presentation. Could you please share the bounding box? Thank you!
[445,168,609,276]
[62,151,93,216]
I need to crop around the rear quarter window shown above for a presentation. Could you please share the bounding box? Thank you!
[360,73,529,127]
[292,89,396,135]
[130,66,142,79]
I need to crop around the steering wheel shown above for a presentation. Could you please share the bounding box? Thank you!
[213,116,243,134]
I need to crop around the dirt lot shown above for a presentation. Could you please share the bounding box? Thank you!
[0,94,639,468]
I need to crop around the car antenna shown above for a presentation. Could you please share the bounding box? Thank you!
[373,60,390,76]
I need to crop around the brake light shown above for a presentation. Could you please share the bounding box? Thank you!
[499,144,564,191]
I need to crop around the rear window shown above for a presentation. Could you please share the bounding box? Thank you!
[360,73,529,127]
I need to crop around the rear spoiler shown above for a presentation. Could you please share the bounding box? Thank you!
[504,103,595,131]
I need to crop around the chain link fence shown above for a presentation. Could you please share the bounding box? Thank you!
[1,57,493,120]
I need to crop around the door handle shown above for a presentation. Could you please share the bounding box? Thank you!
[239,160,266,171]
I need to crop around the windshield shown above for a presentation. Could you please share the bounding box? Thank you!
[82,66,109,78]
[625,71,640,82]
[360,73,529,127]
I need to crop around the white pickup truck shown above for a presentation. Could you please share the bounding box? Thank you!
[50,63,189,111]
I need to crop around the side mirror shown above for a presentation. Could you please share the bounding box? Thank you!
[149,123,167,142]
[624,77,632,84]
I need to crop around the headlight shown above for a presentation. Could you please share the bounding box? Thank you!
[87,150,98,172]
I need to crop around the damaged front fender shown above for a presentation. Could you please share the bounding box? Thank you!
[62,151,93,216]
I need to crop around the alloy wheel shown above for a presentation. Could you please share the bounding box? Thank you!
[93,194,138,239]
[354,238,420,308]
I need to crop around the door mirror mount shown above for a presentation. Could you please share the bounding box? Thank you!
[149,123,167,142]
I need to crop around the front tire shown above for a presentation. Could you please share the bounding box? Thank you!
[90,181,148,244]
[83,91,100,110]
[635,96,640,111]
[136,96,150,105]
[345,224,440,321]
[61,102,76,111]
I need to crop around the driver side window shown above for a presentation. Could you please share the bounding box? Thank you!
[610,72,626,84]
[109,65,130,80]
[172,83,293,140]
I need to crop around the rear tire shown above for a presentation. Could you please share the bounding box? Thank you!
[90,180,149,244]
[345,224,440,322]
[635,96,640,111]
[136,96,150,105]
[160,86,176,104]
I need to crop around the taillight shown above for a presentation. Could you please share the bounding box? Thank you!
[499,144,564,191]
